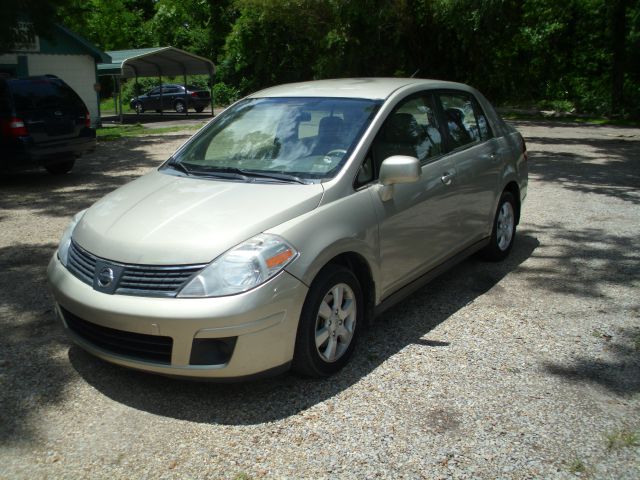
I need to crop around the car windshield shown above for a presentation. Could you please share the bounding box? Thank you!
[172,97,381,181]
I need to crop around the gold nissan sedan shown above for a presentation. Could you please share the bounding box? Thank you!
[48,78,528,379]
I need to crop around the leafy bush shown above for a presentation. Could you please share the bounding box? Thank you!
[212,82,241,106]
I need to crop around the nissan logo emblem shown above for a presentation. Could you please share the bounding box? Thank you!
[97,267,114,287]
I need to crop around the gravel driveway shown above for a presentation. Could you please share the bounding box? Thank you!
[1,121,638,479]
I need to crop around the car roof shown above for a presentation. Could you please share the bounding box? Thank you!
[249,78,471,100]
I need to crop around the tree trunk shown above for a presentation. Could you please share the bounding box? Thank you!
[611,0,627,114]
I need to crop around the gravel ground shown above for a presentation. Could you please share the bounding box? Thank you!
[0,121,639,479]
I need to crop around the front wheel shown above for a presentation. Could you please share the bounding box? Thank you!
[174,100,186,113]
[292,265,362,377]
[481,191,517,261]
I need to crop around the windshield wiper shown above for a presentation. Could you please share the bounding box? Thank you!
[165,159,192,176]
[190,166,250,182]
[235,169,307,184]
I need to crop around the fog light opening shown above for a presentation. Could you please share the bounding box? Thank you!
[189,337,237,365]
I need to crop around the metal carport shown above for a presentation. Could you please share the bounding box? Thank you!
[97,46,216,123]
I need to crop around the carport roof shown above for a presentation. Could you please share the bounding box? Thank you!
[97,46,215,78]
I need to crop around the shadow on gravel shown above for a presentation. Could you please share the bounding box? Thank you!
[514,224,639,299]
[0,243,72,446]
[0,134,189,218]
[67,234,539,426]
[0,135,188,446]
[526,136,640,204]
[544,326,640,397]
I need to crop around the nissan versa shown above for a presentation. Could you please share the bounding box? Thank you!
[47,78,527,379]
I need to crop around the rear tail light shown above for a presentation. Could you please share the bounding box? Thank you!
[190,92,198,98]
[84,111,91,128]
[3,117,28,137]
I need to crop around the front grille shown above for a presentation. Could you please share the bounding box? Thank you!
[61,307,173,364]
[68,240,96,284]
[118,264,204,296]
[67,241,206,297]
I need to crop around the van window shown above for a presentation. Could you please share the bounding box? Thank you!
[8,78,85,113]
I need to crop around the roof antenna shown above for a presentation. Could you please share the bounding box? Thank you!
[410,69,420,78]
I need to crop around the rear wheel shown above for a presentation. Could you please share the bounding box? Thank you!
[45,159,75,175]
[481,191,517,261]
[292,265,362,377]
[194,106,205,113]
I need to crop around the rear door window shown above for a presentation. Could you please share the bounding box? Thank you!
[438,92,491,149]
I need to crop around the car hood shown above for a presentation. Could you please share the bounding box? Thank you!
[73,170,324,265]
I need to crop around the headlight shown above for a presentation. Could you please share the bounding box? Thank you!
[178,234,298,298]
[57,209,87,267]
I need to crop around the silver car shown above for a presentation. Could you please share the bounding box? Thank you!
[47,78,528,379]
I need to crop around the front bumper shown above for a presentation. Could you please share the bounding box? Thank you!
[47,254,308,379]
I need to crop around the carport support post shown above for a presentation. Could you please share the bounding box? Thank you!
[183,70,188,117]
[209,66,214,117]
[117,76,123,124]
[135,74,139,117]
[159,73,163,117]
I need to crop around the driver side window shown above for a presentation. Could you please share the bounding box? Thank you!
[357,93,443,187]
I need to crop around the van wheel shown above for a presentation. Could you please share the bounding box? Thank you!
[481,191,516,261]
[45,159,75,174]
[292,265,362,377]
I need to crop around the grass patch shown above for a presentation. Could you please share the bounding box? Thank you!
[606,429,640,451]
[99,97,134,115]
[233,474,253,480]
[96,123,204,141]
[567,457,588,474]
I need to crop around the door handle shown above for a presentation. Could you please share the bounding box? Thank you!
[441,172,455,186]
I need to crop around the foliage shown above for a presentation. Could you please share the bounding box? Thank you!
[47,0,640,115]
[58,0,155,51]
[212,82,241,106]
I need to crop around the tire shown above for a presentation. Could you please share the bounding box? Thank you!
[45,159,75,175]
[133,101,144,114]
[194,106,205,113]
[481,191,517,261]
[174,100,186,113]
[155,109,162,113]
[292,265,362,377]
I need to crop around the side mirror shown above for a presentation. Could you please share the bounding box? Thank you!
[378,155,421,201]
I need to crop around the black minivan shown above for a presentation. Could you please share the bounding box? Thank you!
[0,75,96,174]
